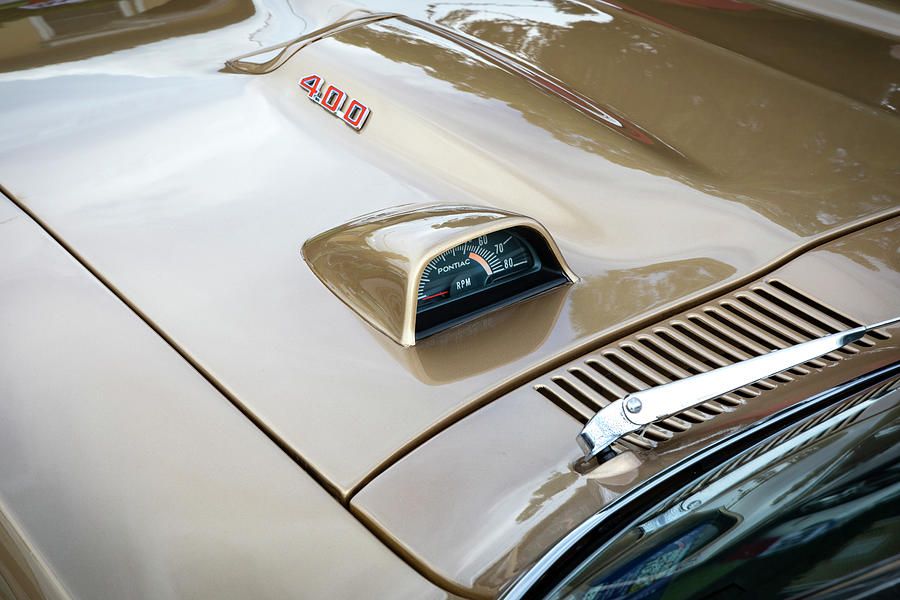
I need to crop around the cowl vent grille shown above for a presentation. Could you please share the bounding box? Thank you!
[535,279,889,450]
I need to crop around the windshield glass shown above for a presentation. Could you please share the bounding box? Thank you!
[543,376,900,600]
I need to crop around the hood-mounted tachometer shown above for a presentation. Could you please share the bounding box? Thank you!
[302,204,577,346]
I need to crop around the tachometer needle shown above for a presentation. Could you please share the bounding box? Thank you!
[420,291,448,301]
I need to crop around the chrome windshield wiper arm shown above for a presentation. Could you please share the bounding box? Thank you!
[577,316,900,461]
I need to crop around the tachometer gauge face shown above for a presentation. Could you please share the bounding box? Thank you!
[417,231,538,310]
[414,226,569,340]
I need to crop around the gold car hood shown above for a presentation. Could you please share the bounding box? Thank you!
[1,0,898,498]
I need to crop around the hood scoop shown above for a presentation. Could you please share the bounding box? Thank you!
[301,204,576,346]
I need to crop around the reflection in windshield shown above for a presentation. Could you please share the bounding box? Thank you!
[545,377,900,599]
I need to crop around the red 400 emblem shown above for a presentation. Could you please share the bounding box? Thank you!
[299,74,371,131]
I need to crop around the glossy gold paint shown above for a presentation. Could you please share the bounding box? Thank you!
[352,218,900,598]
[2,0,897,497]
[0,197,450,600]
[0,507,64,600]
[0,0,254,73]
[0,0,898,596]
[302,204,576,346]
[382,285,570,384]
[225,11,398,74]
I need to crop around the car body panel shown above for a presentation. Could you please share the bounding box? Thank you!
[351,217,900,598]
[0,197,448,600]
[0,0,256,73]
[1,0,898,497]
[1,1,899,597]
